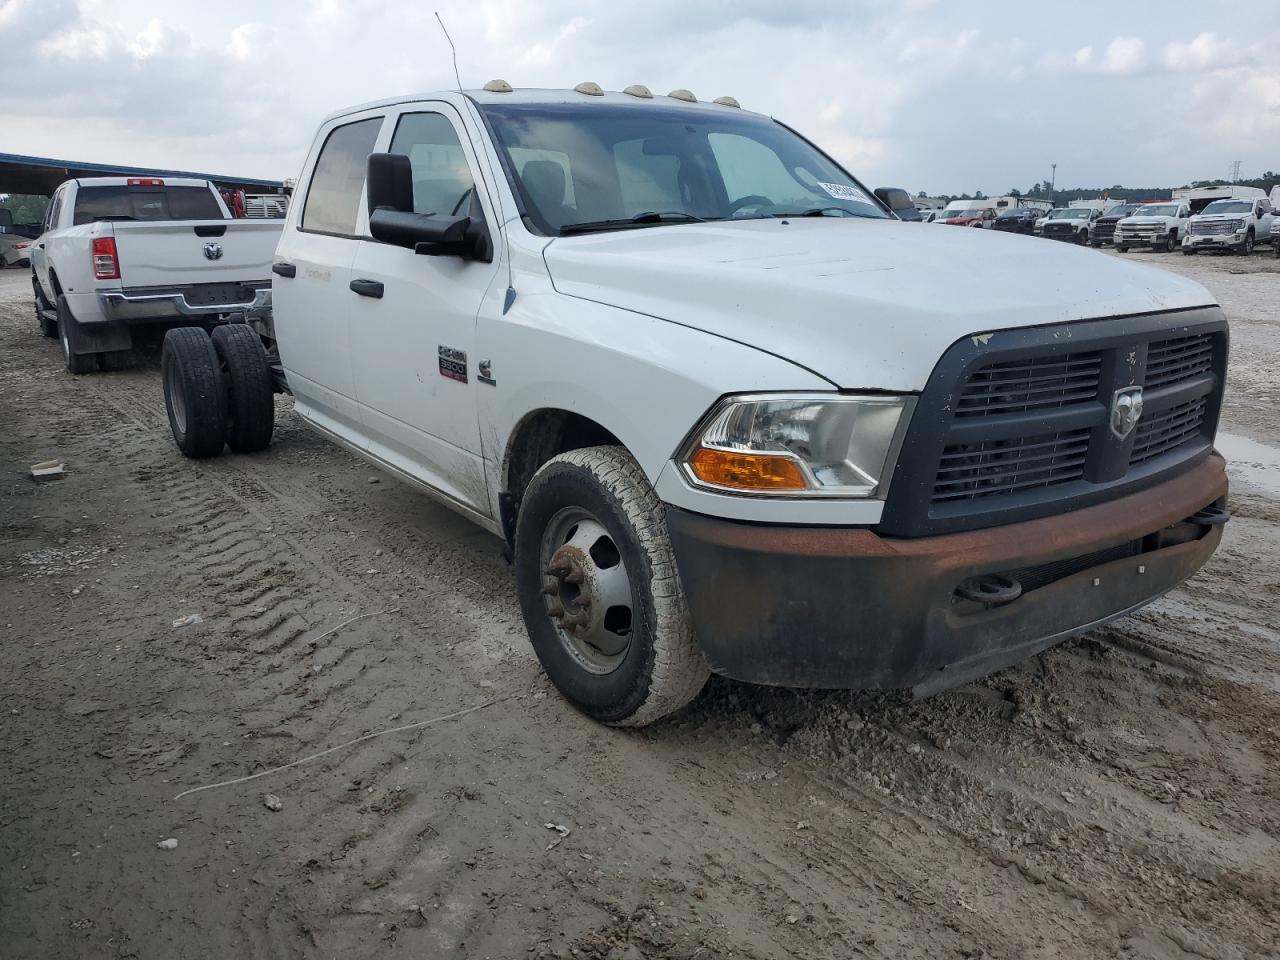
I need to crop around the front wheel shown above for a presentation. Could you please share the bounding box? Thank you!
[1241,231,1254,255]
[1164,232,1177,253]
[514,446,710,726]
[1116,245,1128,254]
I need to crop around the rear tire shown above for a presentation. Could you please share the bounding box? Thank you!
[210,324,274,453]
[34,278,57,339]
[162,327,227,458]
[57,296,97,374]
[514,446,710,727]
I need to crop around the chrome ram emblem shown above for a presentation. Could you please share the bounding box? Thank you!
[202,242,223,261]
[1110,386,1144,440]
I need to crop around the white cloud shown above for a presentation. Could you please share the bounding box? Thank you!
[3,1,1280,196]
[1072,36,1145,75]
[1163,32,1237,71]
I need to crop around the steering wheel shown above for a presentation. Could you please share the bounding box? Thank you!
[727,194,774,215]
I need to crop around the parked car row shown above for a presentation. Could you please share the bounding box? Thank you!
[927,195,1277,257]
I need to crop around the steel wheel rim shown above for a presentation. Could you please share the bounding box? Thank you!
[166,361,188,434]
[539,506,635,674]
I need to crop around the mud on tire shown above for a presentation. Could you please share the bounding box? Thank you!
[211,323,274,453]
[162,327,227,459]
[514,446,710,727]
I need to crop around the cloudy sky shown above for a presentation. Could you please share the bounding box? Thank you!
[3,0,1278,196]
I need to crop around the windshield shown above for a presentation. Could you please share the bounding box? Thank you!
[998,208,1029,217]
[1134,204,1178,217]
[1056,209,1091,219]
[72,185,224,225]
[1104,205,1138,217]
[480,102,889,234]
[1041,209,1063,219]
[1201,200,1253,215]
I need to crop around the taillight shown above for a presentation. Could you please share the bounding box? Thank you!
[92,237,120,280]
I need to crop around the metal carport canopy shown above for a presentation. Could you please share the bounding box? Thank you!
[0,152,284,196]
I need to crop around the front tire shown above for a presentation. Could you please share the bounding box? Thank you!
[1164,231,1177,253]
[210,324,274,453]
[1116,245,1128,253]
[161,327,227,458]
[1240,231,1254,255]
[514,446,709,727]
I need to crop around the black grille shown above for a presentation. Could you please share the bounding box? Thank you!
[1093,221,1119,240]
[955,352,1102,418]
[1145,333,1213,389]
[879,308,1228,537]
[933,430,1091,503]
[1130,397,1209,465]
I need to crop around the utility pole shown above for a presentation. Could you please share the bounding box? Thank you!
[1050,163,1057,204]
[1229,160,1242,183]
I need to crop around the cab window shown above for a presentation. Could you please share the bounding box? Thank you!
[388,112,476,218]
[302,116,383,235]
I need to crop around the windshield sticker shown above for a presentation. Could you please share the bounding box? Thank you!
[818,182,872,204]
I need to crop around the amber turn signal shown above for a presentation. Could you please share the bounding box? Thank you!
[687,446,808,491]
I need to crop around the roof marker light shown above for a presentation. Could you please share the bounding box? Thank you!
[668,88,696,102]
[623,84,653,99]
[483,79,513,93]
[573,81,604,96]
[713,95,740,108]
[127,177,164,186]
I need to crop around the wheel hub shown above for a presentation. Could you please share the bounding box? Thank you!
[540,510,634,673]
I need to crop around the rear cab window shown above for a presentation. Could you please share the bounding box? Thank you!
[72,185,225,225]
[301,117,384,236]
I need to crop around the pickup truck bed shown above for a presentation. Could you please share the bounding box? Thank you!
[30,176,282,372]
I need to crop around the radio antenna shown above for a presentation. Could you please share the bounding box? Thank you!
[435,12,463,91]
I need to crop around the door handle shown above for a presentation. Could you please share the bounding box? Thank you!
[36,243,45,249]
[271,261,296,278]
[349,278,384,299]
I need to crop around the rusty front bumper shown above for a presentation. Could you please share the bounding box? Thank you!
[666,454,1228,695]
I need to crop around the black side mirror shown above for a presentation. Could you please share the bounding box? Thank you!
[366,153,491,261]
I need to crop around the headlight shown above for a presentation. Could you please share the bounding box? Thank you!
[680,394,913,498]
[1229,219,1244,231]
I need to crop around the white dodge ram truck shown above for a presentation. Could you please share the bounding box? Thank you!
[1113,201,1191,253]
[161,85,1230,726]
[30,176,281,373]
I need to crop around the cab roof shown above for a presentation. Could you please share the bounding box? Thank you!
[322,86,767,125]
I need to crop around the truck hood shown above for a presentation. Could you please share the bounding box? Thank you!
[1120,216,1177,226]
[542,218,1216,390]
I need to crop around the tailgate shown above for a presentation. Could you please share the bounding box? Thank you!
[111,220,282,288]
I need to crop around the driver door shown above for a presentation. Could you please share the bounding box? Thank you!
[347,104,504,516]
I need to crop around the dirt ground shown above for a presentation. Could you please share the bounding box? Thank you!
[1,247,1278,960]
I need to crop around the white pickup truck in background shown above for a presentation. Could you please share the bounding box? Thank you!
[1113,201,1191,253]
[1182,196,1274,255]
[29,176,281,373]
